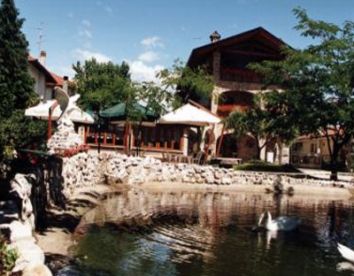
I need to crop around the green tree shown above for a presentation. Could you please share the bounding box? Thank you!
[225,97,273,160]
[250,7,354,180]
[73,59,132,111]
[0,0,35,116]
[0,0,45,160]
[158,60,214,106]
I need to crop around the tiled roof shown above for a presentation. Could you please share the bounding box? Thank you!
[28,54,64,86]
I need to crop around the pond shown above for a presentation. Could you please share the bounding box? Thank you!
[64,190,354,276]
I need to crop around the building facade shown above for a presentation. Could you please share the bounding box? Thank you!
[186,27,289,162]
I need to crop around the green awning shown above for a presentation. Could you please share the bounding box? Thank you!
[100,102,158,121]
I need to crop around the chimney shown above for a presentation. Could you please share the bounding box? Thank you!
[63,76,69,93]
[39,50,47,65]
[210,31,221,43]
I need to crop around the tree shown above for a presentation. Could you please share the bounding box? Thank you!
[0,0,35,116]
[73,59,132,111]
[250,7,354,180]
[157,60,214,107]
[225,96,273,160]
[0,0,45,160]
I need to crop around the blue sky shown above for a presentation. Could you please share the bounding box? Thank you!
[16,0,354,81]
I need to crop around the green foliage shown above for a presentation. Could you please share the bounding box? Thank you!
[0,0,35,117]
[136,81,174,117]
[0,111,47,159]
[234,160,299,172]
[225,96,273,159]
[158,59,214,105]
[249,8,354,179]
[0,0,45,160]
[0,235,19,273]
[73,59,132,111]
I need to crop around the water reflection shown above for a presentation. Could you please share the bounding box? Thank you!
[70,189,354,276]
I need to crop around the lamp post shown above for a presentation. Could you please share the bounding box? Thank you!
[93,106,102,154]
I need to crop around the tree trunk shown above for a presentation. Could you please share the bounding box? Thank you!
[278,141,283,165]
[256,145,261,160]
[330,144,339,181]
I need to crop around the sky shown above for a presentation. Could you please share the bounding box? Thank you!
[15,0,354,82]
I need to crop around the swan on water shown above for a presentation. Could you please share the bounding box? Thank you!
[338,243,354,263]
[257,211,300,231]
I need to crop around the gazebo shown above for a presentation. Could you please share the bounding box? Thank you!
[158,103,221,156]
[159,103,220,126]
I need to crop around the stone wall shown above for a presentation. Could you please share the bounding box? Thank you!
[61,152,352,200]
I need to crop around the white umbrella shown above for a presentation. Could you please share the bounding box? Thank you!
[25,95,94,124]
[158,103,221,126]
[24,99,62,120]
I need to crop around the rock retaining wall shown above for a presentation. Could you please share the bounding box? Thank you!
[61,152,352,199]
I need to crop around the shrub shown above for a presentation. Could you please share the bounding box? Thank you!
[234,160,299,172]
[0,235,19,274]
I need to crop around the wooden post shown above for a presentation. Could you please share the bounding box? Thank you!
[84,126,88,144]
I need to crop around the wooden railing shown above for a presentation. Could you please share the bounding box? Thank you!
[217,104,250,117]
[220,67,262,83]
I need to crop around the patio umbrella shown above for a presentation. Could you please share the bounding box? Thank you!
[158,103,221,126]
[25,96,94,124]
[25,99,62,120]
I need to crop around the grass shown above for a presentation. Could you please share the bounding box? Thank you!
[234,160,300,173]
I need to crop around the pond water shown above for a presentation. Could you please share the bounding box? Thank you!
[66,190,354,276]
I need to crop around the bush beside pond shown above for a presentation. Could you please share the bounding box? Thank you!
[234,160,300,173]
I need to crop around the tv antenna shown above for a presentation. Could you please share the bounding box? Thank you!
[36,22,45,53]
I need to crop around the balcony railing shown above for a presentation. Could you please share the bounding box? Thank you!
[220,67,262,83]
[217,104,250,117]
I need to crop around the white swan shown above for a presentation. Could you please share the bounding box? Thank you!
[258,211,300,231]
[338,243,354,263]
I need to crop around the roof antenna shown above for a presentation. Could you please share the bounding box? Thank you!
[36,22,45,54]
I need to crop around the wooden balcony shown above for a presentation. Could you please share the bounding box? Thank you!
[220,67,262,83]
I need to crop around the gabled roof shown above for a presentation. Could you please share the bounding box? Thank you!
[28,55,64,86]
[187,27,290,67]
[48,71,65,86]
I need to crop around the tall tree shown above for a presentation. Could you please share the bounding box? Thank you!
[250,8,354,180]
[0,0,35,116]
[73,59,132,111]
[0,0,46,160]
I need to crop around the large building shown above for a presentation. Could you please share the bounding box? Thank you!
[186,27,289,162]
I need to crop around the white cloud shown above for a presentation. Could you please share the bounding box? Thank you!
[138,51,160,63]
[82,19,91,27]
[141,36,164,48]
[128,60,164,83]
[73,49,111,63]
